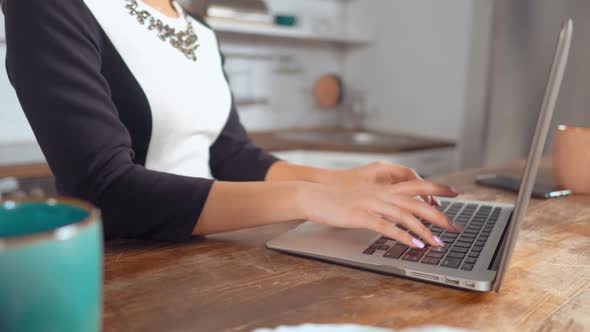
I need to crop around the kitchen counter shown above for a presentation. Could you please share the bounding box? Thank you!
[0,128,455,184]
[250,127,456,154]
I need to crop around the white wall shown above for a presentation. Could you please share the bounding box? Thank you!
[484,0,590,165]
[344,0,476,141]
[216,0,349,130]
[218,38,343,131]
[459,0,495,168]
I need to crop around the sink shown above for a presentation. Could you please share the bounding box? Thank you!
[275,131,412,147]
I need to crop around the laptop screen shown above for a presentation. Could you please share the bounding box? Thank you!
[493,19,573,292]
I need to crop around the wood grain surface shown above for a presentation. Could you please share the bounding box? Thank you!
[0,163,51,178]
[100,160,589,332]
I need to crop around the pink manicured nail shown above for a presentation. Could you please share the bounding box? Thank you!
[433,197,442,207]
[411,238,425,248]
[433,236,445,247]
[453,223,465,232]
[451,187,463,195]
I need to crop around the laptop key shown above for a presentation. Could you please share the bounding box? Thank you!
[377,245,390,251]
[458,238,475,245]
[421,257,441,265]
[451,246,468,254]
[426,251,444,258]
[363,247,376,255]
[417,246,429,252]
[454,241,471,248]
[472,246,483,252]
[375,238,387,245]
[442,239,456,246]
[448,252,465,259]
[441,257,462,269]
[441,234,456,241]
[461,263,474,271]
[429,246,448,253]
[465,257,477,264]
[475,241,485,247]
[402,250,425,262]
[468,251,480,258]
[383,245,408,259]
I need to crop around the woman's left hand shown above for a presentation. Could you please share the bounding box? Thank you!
[319,161,443,206]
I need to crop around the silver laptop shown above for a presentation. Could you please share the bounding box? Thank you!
[267,19,573,292]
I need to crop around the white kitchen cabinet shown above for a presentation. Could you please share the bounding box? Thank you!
[273,148,458,177]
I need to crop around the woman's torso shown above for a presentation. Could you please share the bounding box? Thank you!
[84,0,232,179]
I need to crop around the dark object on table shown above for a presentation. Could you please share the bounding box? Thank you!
[475,174,572,199]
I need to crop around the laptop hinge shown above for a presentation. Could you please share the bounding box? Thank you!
[488,212,513,272]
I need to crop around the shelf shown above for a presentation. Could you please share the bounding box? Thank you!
[206,18,371,45]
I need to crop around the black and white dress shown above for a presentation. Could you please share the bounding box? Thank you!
[3,0,279,240]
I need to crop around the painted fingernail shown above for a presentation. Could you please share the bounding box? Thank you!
[451,187,463,195]
[411,238,425,249]
[453,223,465,232]
[433,236,445,247]
[433,197,442,207]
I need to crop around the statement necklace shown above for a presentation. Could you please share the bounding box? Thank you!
[124,0,199,62]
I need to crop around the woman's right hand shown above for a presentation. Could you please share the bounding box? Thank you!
[300,180,463,248]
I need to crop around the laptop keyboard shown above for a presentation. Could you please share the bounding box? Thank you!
[362,201,502,271]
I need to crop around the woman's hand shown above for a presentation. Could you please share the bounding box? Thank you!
[318,161,446,206]
[299,180,463,248]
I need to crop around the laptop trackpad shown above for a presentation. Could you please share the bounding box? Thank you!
[267,221,380,265]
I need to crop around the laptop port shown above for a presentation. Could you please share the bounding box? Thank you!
[445,278,460,286]
[465,281,476,288]
[410,272,439,281]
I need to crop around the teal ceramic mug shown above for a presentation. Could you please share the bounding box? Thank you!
[0,198,103,332]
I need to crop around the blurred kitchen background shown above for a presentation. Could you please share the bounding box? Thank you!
[1,0,589,180]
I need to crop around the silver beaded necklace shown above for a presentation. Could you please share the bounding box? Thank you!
[124,0,199,62]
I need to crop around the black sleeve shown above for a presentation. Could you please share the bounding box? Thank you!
[209,105,280,181]
[3,0,212,241]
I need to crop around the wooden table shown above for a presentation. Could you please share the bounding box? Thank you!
[0,163,51,178]
[2,161,588,331]
[98,160,590,332]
